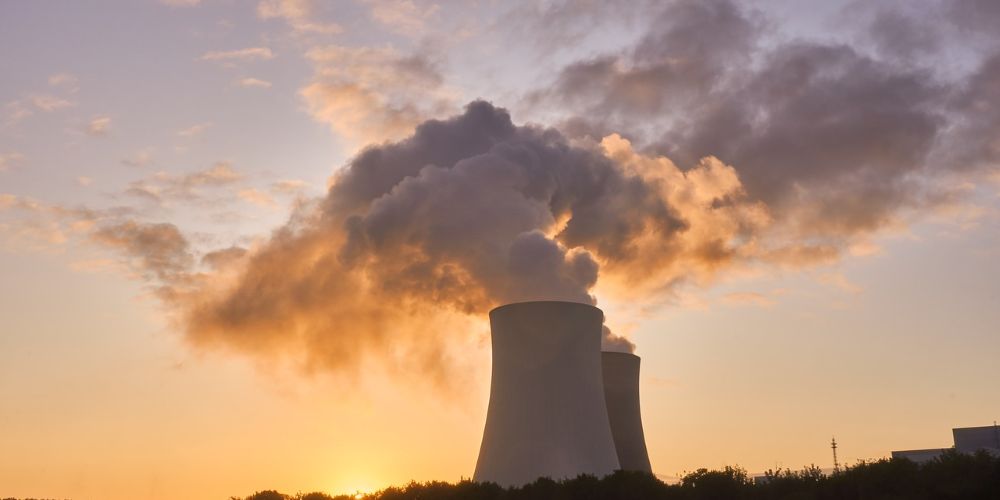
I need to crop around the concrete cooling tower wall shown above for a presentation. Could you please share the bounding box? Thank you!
[473,301,621,486]
[601,352,652,473]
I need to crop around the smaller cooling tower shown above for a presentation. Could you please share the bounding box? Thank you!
[474,301,620,486]
[601,351,652,473]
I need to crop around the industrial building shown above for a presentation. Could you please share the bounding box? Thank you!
[891,424,1000,463]
[473,301,652,486]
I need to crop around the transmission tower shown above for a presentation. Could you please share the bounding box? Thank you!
[831,437,840,473]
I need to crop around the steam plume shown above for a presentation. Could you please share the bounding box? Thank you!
[70,0,1000,388]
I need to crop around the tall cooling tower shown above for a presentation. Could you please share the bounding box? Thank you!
[601,352,652,473]
[474,301,620,486]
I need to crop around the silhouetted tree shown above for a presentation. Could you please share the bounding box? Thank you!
[13,454,1000,500]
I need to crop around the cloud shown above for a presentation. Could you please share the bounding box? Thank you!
[301,44,455,149]
[0,151,26,172]
[199,47,275,61]
[69,258,127,274]
[121,147,155,168]
[366,0,440,38]
[48,74,77,87]
[528,0,1000,259]
[721,292,776,308]
[88,100,938,387]
[0,194,98,253]
[238,188,280,209]
[29,0,1000,392]
[236,77,273,88]
[602,325,635,353]
[76,177,93,186]
[158,0,200,6]
[817,272,863,295]
[176,122,212,137]
[86,117,111,137]
[137,101,800,384]
[499,0,654,53]
[270,179,308,196]
[257,0,343,34]
[182,162,241,185]
[124,162,244,206]
[90,221,194,282]
[31,94,77,111]
[3,101,33,125]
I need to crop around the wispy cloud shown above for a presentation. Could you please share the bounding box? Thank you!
[124,162,243,206]
[366,0,440,38]
[199,47,275,61]
[236,77,273,88]
[76,177,93,186]
[69,258,127,274]
[121,147,156,168]
[817,272,863,295]
[3,101,33,125]
[176,122,212,137]
[48,74,77,87]
[238,188,280,209]
[721,292,776,307]
[86,117,111,137]
[90,221,194,282]
[0,194,97,253]
[301,44,455,148]
[0,151,26,172]
[270,179,308,196]
[257,0,343,34]
[31,94,76,111]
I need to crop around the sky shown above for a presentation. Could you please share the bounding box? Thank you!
[2,0,999,498]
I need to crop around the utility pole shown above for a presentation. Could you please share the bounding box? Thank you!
[832,437,840,473]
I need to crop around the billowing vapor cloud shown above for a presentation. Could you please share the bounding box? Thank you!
[33,0,999,391]
[168,103,655,371]
[123,100,853,381]
[530,0,1000,247]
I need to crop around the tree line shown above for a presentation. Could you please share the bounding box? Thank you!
[5,450,998,500]
[230,450,1000,500]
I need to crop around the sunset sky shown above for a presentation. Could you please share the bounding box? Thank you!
[2,0,1000,499]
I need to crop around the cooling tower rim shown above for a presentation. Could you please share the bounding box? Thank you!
[489,300,602,315]
[601,351,640,360]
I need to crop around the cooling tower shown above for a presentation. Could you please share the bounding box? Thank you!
[601,352,652,473]
[474,301,620,486]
